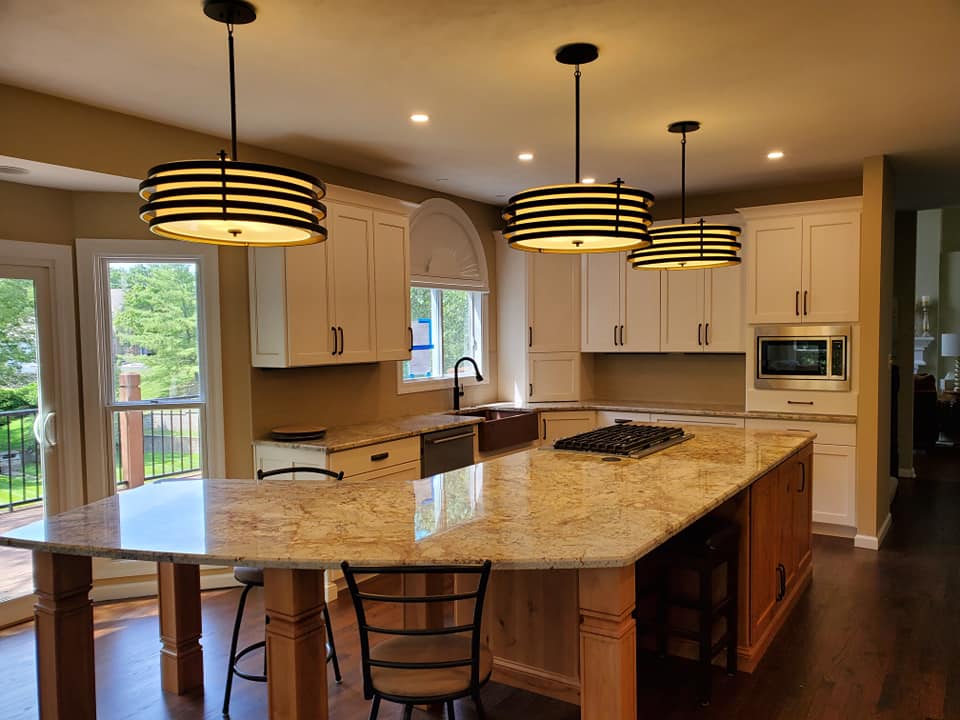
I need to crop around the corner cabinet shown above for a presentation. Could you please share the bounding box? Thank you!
[740,197,861,324]
[497,232,583,402]
[249,186,412,367]
[581,252,660,352]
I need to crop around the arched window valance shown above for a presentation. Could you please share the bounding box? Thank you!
[409,198,489,292]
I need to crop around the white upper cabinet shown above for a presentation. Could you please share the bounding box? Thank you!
[741,198,861,324]
[660,263,743,353]
[704,263,745,352]
[581,252,660,352]
[248,186,412,368]
[528,252,580,352]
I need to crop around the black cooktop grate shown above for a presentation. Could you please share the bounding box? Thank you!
[553,423,686,456]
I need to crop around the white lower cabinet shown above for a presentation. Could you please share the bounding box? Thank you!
[744,418,857,531]
[650,413,745,428]
[539,411,597,444]
[596,411,653,426]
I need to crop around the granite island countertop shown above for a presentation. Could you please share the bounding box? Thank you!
[3,427,813,570]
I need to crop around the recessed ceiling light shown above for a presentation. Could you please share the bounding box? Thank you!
[410,113,430,123]
[581,177,596,184]
[767,150,784,160]
[517,152,534,162]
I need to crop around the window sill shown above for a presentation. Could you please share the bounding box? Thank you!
[396,374,489,396]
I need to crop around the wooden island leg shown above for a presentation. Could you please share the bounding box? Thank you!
[263,568,328,720]
[157,562,203,695]
[578,566,637,720]
[33,551,95,720]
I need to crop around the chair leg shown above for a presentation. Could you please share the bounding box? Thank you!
[368,696,381,720]
[402,704,414,720]
[473,691,486,720]
[726,553,739,676]
[322,603,342,683]
[446,699,456,719]
[222,583,253,716]
[698,565,713,707]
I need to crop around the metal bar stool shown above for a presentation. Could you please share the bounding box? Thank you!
[341,561,493,720]
[636,516,739,707]
[221,465,344,717]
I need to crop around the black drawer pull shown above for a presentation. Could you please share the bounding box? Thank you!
[370,452,389,462]
[787,400,814,405]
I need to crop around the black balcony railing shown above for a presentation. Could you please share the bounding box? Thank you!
[0,408,41,513]
[114,407,202,489]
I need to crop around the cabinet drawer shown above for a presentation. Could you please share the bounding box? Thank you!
[650,413,745,428]
[745,418,856,446]
[327,436,421,477]
[348,460,421,483]
[596,411,653,426]
[540,411,597,444]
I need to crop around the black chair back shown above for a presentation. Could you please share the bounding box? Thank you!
[340,561,492,702]
[257,466,344,481]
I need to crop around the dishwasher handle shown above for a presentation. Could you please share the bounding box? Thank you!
[425,431,475,444]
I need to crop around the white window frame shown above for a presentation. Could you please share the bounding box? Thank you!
[76,238,225,503]
[397,288,489,395]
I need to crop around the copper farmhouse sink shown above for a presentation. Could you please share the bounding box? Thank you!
[449,408,539,452]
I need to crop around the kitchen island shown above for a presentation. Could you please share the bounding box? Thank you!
[1,426,813,720]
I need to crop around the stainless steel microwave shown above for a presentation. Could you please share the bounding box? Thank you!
[754,325,851,391]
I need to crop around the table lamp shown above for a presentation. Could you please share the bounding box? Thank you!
[942,332,960,390]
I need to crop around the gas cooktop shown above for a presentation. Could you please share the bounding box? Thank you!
[552,423,693,458]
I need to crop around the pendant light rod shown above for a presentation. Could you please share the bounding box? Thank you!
[574,65,581,183]
[556,43,598,183]
[667,120,701,224]
[227,23,239,161]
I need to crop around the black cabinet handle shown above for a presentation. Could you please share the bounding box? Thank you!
[698,323,703,346]
[619,324,624,346]
[795,290,800,316]
[614,324,619,346]
[370,452,389,462]
[529,326,533,348]
[529,383,533,398]
[787,400,815,405]
[408,326,413,352]
[338,326,344,355]
[542,418,547,440]
[776,563,786,601]
[705,323,710,346]
[803,290,808,316]
[798,461,806,493]
[331,326,338,356]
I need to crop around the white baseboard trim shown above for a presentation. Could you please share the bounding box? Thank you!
[812,522,856,539]
[853,512,893,551]
[91,568,241,604]
[898,466,916,479]
[889,476,899,504]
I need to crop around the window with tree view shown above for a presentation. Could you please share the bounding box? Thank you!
[403,288,483,383]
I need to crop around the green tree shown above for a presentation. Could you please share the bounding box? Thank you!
[0,279,37,388]
[112,264,200,399]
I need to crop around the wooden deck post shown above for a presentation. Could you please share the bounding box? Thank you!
[578,566,637,720]
[157,562,203,695]
[33,551,95,720]
[263,568,328,720]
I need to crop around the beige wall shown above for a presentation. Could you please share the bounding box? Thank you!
[857,156,896,540]
[591,354,746,407]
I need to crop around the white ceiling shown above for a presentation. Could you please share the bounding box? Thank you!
[0,155,137,193]
[1,0,958,208]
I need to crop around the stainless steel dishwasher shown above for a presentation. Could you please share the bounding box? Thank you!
[421,426,476,476]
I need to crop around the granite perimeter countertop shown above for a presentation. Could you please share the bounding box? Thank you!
[3,427,813,570]
[256,413,483,452]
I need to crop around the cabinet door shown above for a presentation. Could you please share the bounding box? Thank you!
[779,457,798,586]
[327,203,378,363]
[811,443,856,527]
[581,253,622,352]
[528,352,580,402]
[286,242,337,366]
[528,253,580,352]
[249,247,290,367]
[373,211,411,361]
[802,212,860,323]
[749,466,781,644]
[540,411,597,444]
[792,448,813,574]
[621,266,660,351]
[703,265,743,352]
[660,268,705,352]
[747,217,803,323]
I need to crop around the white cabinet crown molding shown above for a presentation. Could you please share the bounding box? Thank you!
[736,196,862,220]
[324,183,415,215]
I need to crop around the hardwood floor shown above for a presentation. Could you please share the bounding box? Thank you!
[1,448,958,719]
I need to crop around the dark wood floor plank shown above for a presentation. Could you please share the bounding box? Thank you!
[1,447,959,719]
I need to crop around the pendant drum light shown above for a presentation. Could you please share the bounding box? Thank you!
[139,0,326,246]
[502,43,655,254]
[628,121,741,269]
